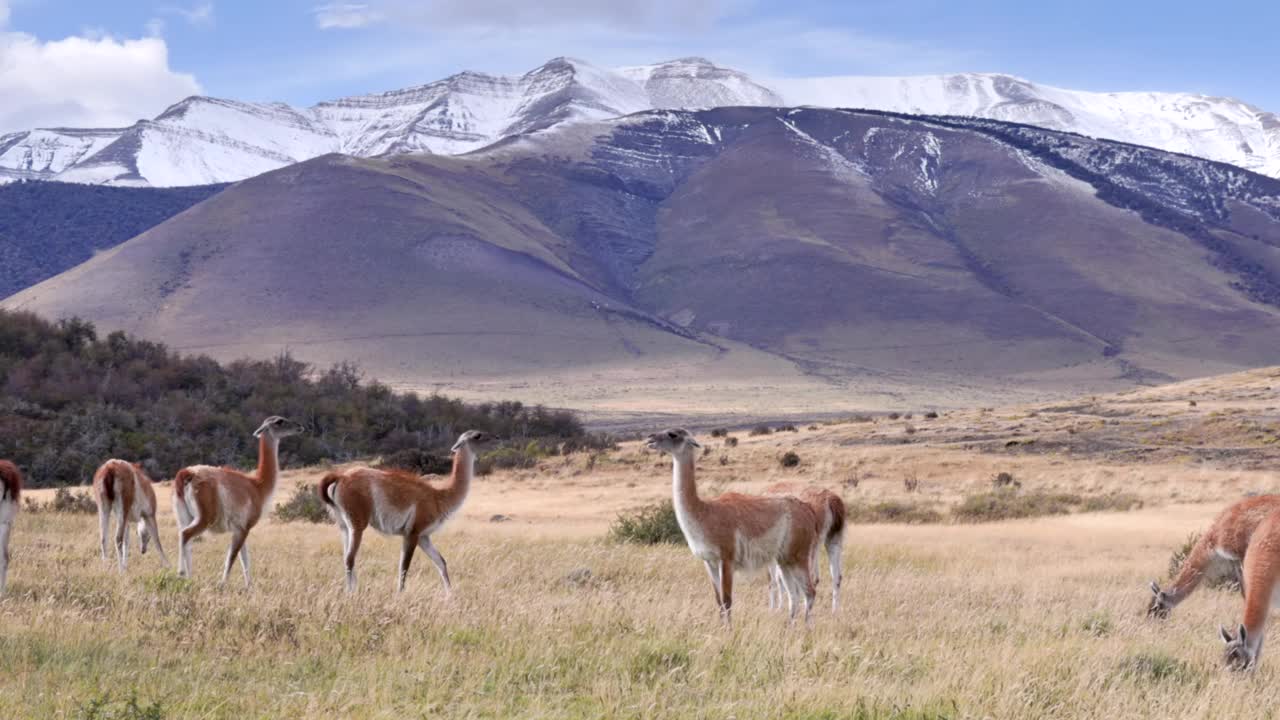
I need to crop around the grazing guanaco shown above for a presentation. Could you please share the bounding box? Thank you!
[318,430,497,593]
[647,429,819,624]
[0,460,21,594]
[172,416,305,586]
[93,459,168,571]
[1148,494,1280,618]
[1218,507,1280,671]
[765,482,846,611]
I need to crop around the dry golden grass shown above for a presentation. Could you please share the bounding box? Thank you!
[5,367,1280,718]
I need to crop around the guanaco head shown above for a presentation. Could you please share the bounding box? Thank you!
[646,428,702,457]
[1220,624,1256,671]
[451,430,499,453]
[253,416,306,439]
[1147,581,1172,619]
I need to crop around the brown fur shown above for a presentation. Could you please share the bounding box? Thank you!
[1219,508,1280,670]
[322,430,493,593]
[0,460,20,593]
[1150,494,1280,618]
[0,460,20,502]
[173,416,304,586]
[93,459,166,570]
[650,429,820,624]
[765,482,847,610]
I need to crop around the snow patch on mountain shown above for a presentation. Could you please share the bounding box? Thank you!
[2,60,1278,187]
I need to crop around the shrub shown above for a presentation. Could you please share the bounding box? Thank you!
[709,428,728,438]
[724,436,739,448]
[608,500,684,545]
[0,309,596,489]
[748,425,772,437]
[903,472,920,493]
[952,490,1080,522]
[378,449,452,475]
[28,487,97,514]
[1078,493,1144,513]
[904,424,917,435]
[780,451,800,468]
[848,501,943,524]
[77,691,165,720]
[991,472,1020,489]
[778,424,798,433]
[924,411,939,419]
[273,484,331,524]
[887,412,901,420]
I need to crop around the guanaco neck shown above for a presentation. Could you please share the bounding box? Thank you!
[671,453,704,519]
[440,445,476,511]
[255,434,281,497]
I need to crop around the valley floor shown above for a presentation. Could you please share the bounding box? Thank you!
[4,367,1280,718]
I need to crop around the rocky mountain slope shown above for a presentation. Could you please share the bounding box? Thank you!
[2,59,1275,187]
[6,108,1278,412]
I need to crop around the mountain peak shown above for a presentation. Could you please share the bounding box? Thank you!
[2,58,1278,188]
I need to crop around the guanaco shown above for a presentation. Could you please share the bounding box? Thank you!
[172,416,305,586]
[765,482,846,611]
[93,459,168,571]
[1149,495,1280,618]
[318,430,496,593]
[1218,507,1280,670]
[647,429,819,624]
[0,460,21,594]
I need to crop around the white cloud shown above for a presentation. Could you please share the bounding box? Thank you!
[0,29,201,133]
[163,2,215,27]
[314,3,384,29]
[312,0,728,31]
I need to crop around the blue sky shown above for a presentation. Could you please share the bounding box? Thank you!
[1,0,1276,132]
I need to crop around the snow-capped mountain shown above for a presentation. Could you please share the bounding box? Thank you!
[775,73,1280,179]
[0,57,776,187]
[1,58,1277,187]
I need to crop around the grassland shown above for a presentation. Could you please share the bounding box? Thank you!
[4,367,1280,719]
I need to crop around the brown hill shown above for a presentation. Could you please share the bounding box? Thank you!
[6,108,1280,418]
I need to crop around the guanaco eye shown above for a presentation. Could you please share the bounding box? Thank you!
[667,431,677,439]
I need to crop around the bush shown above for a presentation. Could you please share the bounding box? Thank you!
[724,436,739,448]
[76,690,165,720]
[709,428,728,438]
[748,425,772,437]
[478,442,549,474]
[608,500,684,545]
[26,487,97,514]
[924,411,939,419]
[952,490,1080,522]
[887,412,901,420]
[903,472,920,493]
[778,424,798,433]
[0,310,596,489]
[848,501,944,524]
[378,449,451,475]
[273,484,331,524]
[1078,493,1144,513]
[780,451,800,468]
[991,472,1020,489]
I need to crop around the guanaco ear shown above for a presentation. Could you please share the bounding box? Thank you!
[1221,625,1234,644]
[1149,581,1161,597]
[1239,624,1248,643]
[687,436,702,449]
[451,435,467,452]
